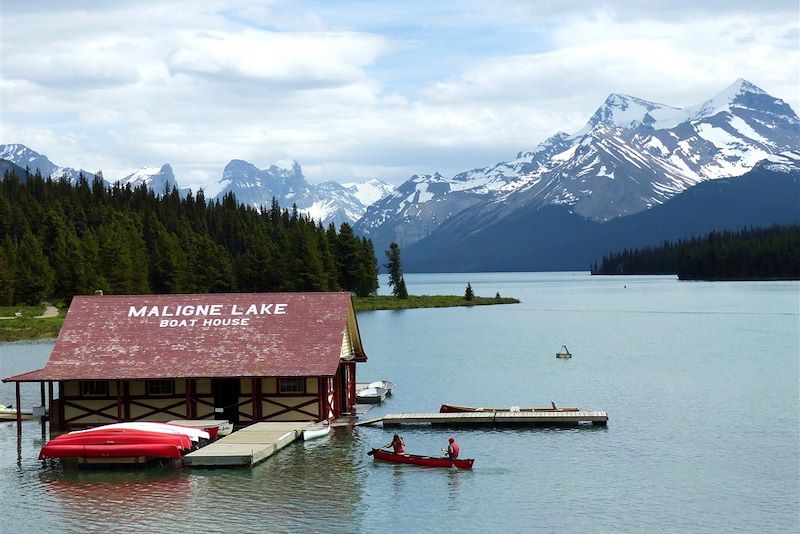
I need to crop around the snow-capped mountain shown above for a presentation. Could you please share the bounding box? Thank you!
[117,163,190,196]
[477,78,798,222]
[215,158,393,226]
[355,79,799,252]
[403,150,800,272]
[0,143,99,184]
[341,179,395,207]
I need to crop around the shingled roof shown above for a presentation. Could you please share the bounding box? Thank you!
[4,292,366,382]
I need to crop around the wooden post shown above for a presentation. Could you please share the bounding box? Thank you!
[189,379,196,419]
[48,381,54,431]
[317,377,324,422]
[15,382,21,435]
[123,381,130,420]
[58,381,65,431]
[349,362,356,413]
[117,380,123,421]
[40,381,46,439]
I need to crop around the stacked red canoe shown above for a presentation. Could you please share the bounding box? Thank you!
[39,422,210,461]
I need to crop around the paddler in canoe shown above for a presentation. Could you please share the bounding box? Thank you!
[386,434,406,454]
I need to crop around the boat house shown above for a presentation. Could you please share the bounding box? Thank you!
[3,292,367,430]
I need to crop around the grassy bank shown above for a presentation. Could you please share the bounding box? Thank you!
[0,295,519,341]
[353,294,520,311]
[0,305,65,342]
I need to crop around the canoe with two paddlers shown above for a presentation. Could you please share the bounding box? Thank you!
[369,448,474,469]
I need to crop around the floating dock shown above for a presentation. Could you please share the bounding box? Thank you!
[183,422,312,467]
[362,410,608,427]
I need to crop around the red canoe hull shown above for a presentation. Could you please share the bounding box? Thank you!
[371,449,474,469]
[42,430,192,450]
[39,443,183,460]
[439,403,579,413]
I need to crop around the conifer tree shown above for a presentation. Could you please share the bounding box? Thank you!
[15,231,54,304]
[334,223,362,293]
[385,242,408,299]
[0,247,15,305]
[465,282,474,301]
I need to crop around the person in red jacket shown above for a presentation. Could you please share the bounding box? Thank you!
[445,436,460,459]
[386,434,405,454]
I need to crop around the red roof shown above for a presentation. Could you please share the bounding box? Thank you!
[4,292,364,382]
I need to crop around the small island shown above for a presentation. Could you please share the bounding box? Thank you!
[353,294,520,311]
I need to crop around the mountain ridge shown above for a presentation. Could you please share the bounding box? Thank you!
[403,151,800,272]
[354,78,799,255]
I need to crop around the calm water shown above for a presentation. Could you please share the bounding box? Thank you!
[1,273,798,533]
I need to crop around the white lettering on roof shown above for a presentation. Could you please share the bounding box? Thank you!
[130,303,289,327]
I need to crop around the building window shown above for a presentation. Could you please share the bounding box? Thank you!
[278,377,305,394]
[80,380,109,397]
[146,379,175,396]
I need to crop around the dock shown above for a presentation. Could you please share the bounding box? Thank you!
[362,410,608,427]
[183,422,311,467]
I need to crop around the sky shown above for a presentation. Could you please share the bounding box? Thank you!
[1,0,798,195]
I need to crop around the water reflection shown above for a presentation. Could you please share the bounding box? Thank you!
[39,469,192,532]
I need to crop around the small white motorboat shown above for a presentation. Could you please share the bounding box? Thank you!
[367,380,395,395]
[0,404,38,421]
[302,422,331,441]
[556,345,572,359]
[356,386,387,404]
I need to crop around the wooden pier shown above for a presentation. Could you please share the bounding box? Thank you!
[183,422,312,467]
[362,410,608,427]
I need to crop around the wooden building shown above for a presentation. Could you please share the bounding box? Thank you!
[3,292,367,430]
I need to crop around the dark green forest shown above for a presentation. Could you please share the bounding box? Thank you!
[591,225,800,280]
[0,170,379,305]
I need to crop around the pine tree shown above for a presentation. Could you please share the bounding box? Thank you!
[465,282,474,301]
[15,231,55,304]
[334,223,362,293]
[0,247,15,305]
[385,242,408,299]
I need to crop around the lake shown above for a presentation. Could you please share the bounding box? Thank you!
[1,272,798,533]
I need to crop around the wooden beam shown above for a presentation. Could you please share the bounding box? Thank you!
[15,381,21,435]
[117,380,123,421]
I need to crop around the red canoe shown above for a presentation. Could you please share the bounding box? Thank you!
[41,430,192,450]
[439,403,579,413]
[370,448,474,469]
[39,443,183,460]
[39,429,193,460]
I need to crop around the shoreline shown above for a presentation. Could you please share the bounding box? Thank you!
[352,295,520,311]
[0,295,519,342]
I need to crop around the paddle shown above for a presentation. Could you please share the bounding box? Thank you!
[367,447,391,456]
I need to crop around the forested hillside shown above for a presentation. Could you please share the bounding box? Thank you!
[0,170,379,305]
[592,225,800,280]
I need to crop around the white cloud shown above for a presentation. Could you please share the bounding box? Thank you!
[167,29,387,88]
[1,1,797,195]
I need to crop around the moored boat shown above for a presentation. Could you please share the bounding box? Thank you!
[369,448,474,469]
[302,422,331,441]
[40,430,192,457]
[39,427,193,461]
[366,380,395,395]
[70,422,210,442]
[167,420,233,439]
[356,386,387,404]
[39,443,183,460]
[0,404,38,421]
[556,345,572,359]
[439,403,580,413]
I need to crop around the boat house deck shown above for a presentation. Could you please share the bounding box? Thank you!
[183,422,312,467]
